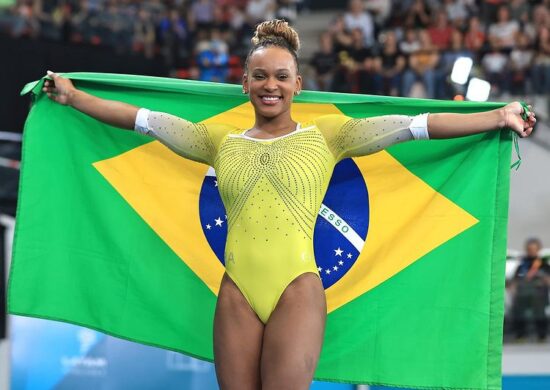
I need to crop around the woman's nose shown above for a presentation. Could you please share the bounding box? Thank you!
[264,77,278,91]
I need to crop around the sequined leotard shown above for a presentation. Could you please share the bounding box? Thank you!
[135,109,428,323]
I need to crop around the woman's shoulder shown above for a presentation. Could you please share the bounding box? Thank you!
[200,122,244,143]
[309,113,354,135]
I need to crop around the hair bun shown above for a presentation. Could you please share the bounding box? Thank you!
[251,19,300,52]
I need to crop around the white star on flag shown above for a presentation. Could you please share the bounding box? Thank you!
[214,180,218,187]
[325,269,331,275]
[318,266,322,272]
[334,247,343,256]
[333,266,338,271]
[347,253,352,258]
[206,224,211,230]
[215,217,224,226]
[338,260,344,266]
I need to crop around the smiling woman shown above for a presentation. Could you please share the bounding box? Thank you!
[241,20,303,140]
[41,17,536,390]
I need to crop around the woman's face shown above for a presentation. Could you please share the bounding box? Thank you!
[526,242,541,257]
[405,29,416,42]
[243,46,302,119]
[497,7,510,22]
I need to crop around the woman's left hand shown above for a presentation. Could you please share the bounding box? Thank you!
[502,101,536,138]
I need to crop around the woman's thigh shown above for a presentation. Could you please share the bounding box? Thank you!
[260,272,327,390]
[214,272,264,390]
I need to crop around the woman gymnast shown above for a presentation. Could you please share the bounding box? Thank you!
[43,19,535,390]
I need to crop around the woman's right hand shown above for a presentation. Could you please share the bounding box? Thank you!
[42,70,77,106]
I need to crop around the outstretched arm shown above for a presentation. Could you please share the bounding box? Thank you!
[316,101,536,162]
[43,70,227,166]
[427,102,536,139]
[316,113,430,161]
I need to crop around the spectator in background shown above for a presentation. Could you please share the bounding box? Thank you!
[404,0,431,29]
[70,0,100,44]
[10,0,39,39]
[211,6,230,32]
[86,0,103,12]
[308,32,338,91]
[402,29,439,98]
[346,28,380,94]
[226,5,247,57]
[436,29,473,98]
[49,1,74,42]
[532,25,550,95]
[509,31,534,95]
[159,8,191,69]
[133,8,156,59]
[488,5,519,52]
[33,0,59,41]
[227,4,246,32]
[464,16,486,57]
[509,238,550,342]
[508,0,530,25]
[191,0,215,30]
[347,28,373,64]
[531,3,550,36]
[196,28,229,83]
[427,10,454,51]
[364,0,392,30]
[480,0,507,24]
[482,42,509,96]
[196,30,214,80]
[328,14,353,54]
[100,1,133,54]
[378,30,405,96]
[344,0,375,49]
[443,0,469,29]
[357,56,383,95]
[399,27,421,57]
[330,50,356,93]
[246,0,275,25]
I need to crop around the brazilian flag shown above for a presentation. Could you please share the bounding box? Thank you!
[9,73,516,389]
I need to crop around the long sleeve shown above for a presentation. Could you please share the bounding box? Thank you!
[134,108,235,166]
[315,113,429,162]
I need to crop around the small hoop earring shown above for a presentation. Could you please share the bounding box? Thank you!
[242,89,247,94]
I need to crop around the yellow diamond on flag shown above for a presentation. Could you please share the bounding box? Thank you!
[92,102,478,314]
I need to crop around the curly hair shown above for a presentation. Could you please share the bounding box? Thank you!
[244,19,301,73]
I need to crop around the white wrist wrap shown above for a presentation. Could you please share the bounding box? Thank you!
[410,113,430,140]
[134,108,152,135]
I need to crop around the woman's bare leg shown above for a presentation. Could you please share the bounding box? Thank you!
[260,272,327,390]
[214,272,264,390]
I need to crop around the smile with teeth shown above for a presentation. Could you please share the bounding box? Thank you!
[260,95,282,104]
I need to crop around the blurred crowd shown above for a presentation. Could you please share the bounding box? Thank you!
[0,0,307,82]
[308,0,550,99]
[0,0,549,100]
[505,238,550,342]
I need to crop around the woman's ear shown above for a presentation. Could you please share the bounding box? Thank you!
[295,74,303,94]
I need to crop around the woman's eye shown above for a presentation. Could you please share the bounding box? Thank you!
[254,75,265,80]
[278,74,289,80]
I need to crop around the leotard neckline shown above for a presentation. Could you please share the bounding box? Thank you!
[238,122,303,142]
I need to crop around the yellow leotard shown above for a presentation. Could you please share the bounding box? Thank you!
[135,110,426,323]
